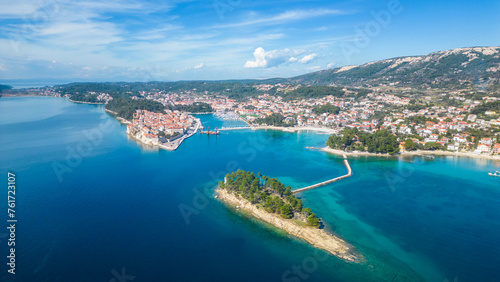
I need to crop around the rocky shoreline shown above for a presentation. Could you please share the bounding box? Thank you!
[216,188,360,263]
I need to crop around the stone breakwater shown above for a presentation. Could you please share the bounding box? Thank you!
[216,188,360,263]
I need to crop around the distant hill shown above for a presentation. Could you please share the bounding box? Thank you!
[0,84,13,92]
[287,47,500,93]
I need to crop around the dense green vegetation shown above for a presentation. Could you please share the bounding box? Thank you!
[253,113,295,127]
[69,93,99,103]
[105,97,165,120]
[0,84,12,93]
[404,139,417,151]
[56,81,267,100]
[219,170,321,227]
[327,128,400,154]
[158,131,181,139]
[313,103,340,115]
[470,101,500,115]
[166,102,213,113]
[280,86,344,101]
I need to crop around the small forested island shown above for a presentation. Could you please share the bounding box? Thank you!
[217,170,359,262]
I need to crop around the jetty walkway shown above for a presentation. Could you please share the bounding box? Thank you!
[292,155,352,194]
[218,126,252,131]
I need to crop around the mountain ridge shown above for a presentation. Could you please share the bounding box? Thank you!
[286,46,500,93]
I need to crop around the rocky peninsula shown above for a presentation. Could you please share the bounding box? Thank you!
[216,170,360,263]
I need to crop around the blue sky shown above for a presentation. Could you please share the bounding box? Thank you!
[0,0,499,82]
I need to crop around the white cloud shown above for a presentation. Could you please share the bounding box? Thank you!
[193,63,205,69]
[244,47,268,68]
[244,48,319,68]
[212,9,345,29]
[299,53,317,64]
[307,66,321,71]
[327,62,336,68]
[0,1,44,18]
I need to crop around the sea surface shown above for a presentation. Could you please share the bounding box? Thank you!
[0,97,499,282]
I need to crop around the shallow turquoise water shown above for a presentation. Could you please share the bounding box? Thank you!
[0,97,499,281]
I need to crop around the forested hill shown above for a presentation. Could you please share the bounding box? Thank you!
[0,84,13,92]
[53,46,500,99]
[287,47,500,92]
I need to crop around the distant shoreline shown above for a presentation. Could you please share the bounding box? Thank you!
[320,147,500,161]
[68,99,105,105]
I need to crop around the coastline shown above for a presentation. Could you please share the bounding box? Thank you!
[104,109,132,125]
[216,188,360,263]
[320,147,500,161]
[250,125,336,134]
[68,99,105,105]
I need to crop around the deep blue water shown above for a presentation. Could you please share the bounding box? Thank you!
[0,97,499,282]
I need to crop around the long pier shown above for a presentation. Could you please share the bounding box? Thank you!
[292,155,352,194]
[218,126,252,131]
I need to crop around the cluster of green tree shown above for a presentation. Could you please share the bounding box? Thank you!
[69,93,100,103]
[158,131,181,139]
[312,103,340,115]
[422,142,445,151]
[105,97,165,120]
[56,81,270,100]
[0,84,12,93]
[327,128,400,154]
[404,115,438,125]
[219,170,321,227]
[280,86,345,101]
[166,102,213,113]
[253,113,295,127]
[470,101,500,115]
[405,100,427,112]
[350,88,372,99]
[57,82,141,97]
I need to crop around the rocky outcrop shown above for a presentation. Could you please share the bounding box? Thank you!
[216,188,360,262]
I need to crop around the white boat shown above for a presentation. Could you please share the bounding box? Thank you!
[488,171,500,177]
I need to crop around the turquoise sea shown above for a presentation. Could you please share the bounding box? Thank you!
[0,97,499,281]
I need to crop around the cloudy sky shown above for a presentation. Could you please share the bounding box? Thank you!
[0,0,499,83]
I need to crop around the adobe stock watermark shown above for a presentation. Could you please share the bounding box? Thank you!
[179,133,272,224]
[51,116,118,183]
[384,160,415,192]
[338,0,404,64]
[282,250,329,282]
[10,0,61,55]
[213,0,243,21]
[109,267,135,282]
